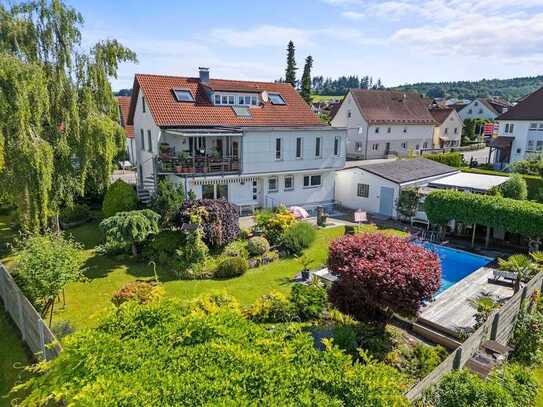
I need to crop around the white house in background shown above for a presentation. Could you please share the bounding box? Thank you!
[335,158,509,222]
[495,87,543,164]
[126,68,346,213]
[429,107,463,148]
[331,90,436,159]
[117,96,136,164]
[456,98,512,121]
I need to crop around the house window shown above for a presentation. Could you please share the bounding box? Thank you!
[334,136,340,156]
[372,143,379,151]
[415,144,420,150]
[140,129,145,150]
[214,94,221,104]
[505,123,515,134]
[296,137,303,158]
[217,184,228,200]
[375,127,380,134]
[478,109,483,114]
[387,127,391,133]
[251,96,258,106]
[202,184,215,199]
[275,138,282,160]
[474,101,479,106]
[454,128,458,134]
[468,109,473,114]
[142,96,146,113]
[347,110,352,118]
[423,141,428,149]
[401,142,407,149]
[530,123,538,130]
[147,130,152,153]
[303,175,322,188]
[538,141,543,152]
[228,95,235,105]
[444,128,448,134]
[268,177,278,193]
[172,89,194,102]
[528,140,535,151]
[221,95,228,104]
[284,176,294,191]
[539,123,543,130]
[357,183,369,198]
[403,128,407,133]
[315,137,322,158]
[355,142,362,152]
[269,93,286,105]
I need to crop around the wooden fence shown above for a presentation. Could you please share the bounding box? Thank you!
[406,272,543,401]
[0,263,62,361]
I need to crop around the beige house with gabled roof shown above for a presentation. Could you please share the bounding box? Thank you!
[429,107,463,148]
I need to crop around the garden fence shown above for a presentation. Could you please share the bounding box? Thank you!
[406,271,543,401]
[0,263,61,361]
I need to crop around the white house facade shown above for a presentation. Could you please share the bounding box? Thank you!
[495,87,543,164]
[331,90,436,160]
[457,98,512,121]
[127,68,346,213]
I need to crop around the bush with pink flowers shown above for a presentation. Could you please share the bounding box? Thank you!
[328,233,441,319]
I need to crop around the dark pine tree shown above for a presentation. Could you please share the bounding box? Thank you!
[285,41,297,87]
[300,55,313,104]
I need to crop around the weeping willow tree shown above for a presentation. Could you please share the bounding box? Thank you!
[0,0,136,231]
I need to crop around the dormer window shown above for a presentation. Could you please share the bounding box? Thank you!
[172,89,194,102]
[214,93,258,106]
[269,93,286,105]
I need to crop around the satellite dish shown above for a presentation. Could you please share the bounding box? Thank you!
[261,91,269,103]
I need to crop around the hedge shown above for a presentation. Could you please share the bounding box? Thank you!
[425,152,464,168]
[424,190,543,237]
[462,167,543,201]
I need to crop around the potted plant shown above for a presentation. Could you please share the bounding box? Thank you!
[179,151,191,173]
[297,255,313,281]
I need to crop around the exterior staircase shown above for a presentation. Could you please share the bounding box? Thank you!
[137,175,156,205]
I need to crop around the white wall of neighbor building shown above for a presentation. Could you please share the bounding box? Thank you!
[241,129,345,175]
[331,92,434,159]
[498,120,543,163]
[458,99,497,121]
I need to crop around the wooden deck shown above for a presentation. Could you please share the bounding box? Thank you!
[418,267,514,337]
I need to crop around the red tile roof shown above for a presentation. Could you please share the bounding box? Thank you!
[349,89,437,125]
[429,107,454,125]
[498,87,543,121]
[117,96,134,138]
[127,74,323,128]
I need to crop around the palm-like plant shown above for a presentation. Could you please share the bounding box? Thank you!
[530,251,543,269]
[498,254,537,290]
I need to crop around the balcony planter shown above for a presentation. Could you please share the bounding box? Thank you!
[175,165,183,173]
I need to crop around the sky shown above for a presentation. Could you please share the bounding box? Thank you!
[66,0,543,90]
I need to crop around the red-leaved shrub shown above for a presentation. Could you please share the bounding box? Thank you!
[328,233,441,319]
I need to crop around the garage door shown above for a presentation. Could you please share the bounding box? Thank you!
[379,186,394,217]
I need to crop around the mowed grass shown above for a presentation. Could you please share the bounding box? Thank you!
[0,307,30,407]
[534,368,543,407]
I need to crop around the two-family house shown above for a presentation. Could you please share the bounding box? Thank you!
[331,90,436,159]
[117,96,136,164]
[126,68,346,213]
[456,98,512,121]
[495,87,543,164]
[429,107,463,148]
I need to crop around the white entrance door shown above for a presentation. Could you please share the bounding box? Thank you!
[379,186,395,217]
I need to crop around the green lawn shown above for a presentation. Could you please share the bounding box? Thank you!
[0,307,30,407]
[534,368,543,407]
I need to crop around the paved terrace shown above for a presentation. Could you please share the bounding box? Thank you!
[418,266,514,337]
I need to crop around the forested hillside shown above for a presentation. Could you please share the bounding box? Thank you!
[392,76,543,102]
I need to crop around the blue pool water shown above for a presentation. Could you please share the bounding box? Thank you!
[422,243,494,295]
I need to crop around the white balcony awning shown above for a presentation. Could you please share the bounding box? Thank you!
[164,130,242,138]
[190,176,257,186]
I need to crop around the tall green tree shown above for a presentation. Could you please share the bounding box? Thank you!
[284,41,297,87]
[0,0,136,232]
[300,55,313,104]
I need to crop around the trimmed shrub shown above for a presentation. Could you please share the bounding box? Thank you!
[290,283,327,321]
[60,204,90,224]
[328,233,441,319]
[215,257,248,279]
[111,281,164,307]
[425,152,464,168]
[281,222,316,255]
[496,173,528,200]
[247,236,270,256]
[223,240,249,259]
[150,180,185,226]
[255,206,296,246]
[247,291,294,323]
[102,179,138,218]
[176,199,240,248]
[425,189,543,238]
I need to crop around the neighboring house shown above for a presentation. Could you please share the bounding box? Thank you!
[117,96,136,164]
[335,158,458,218]
[456,98,512,121]
[331,90,436,160]
[495,87,543,164]
[126,68,346,212]
[429,107,462,148]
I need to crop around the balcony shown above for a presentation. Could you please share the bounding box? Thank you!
[156,155,241,176]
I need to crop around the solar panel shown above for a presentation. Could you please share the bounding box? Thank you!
[232,106,252,118]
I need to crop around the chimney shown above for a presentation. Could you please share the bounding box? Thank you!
[199,67,209,84]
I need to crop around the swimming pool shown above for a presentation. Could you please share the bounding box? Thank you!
[422,243,494,295]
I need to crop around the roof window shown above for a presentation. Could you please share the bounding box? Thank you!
[269,93,286,105]
[172,88,194,102]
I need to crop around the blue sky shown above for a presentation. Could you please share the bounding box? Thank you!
[68,0,543,90]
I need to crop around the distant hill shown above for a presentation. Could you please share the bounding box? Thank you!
[392,76,543,102]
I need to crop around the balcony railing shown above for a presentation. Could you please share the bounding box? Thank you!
[156,155,241,175]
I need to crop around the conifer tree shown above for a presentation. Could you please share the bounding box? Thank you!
[285,41,297,87]
[300,55,313,104]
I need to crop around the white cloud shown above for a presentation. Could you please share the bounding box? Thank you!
[341,10,365,19]
[210,25,314,48]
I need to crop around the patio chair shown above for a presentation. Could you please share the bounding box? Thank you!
[492,269,517,282]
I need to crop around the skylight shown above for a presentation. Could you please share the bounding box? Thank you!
[172,89,194,102]
[269,93,286,105]
[232,106,252,118]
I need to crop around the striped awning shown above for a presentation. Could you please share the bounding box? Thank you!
[190,176,258,186]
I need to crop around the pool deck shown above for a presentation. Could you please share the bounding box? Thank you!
[418,266,514,337]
